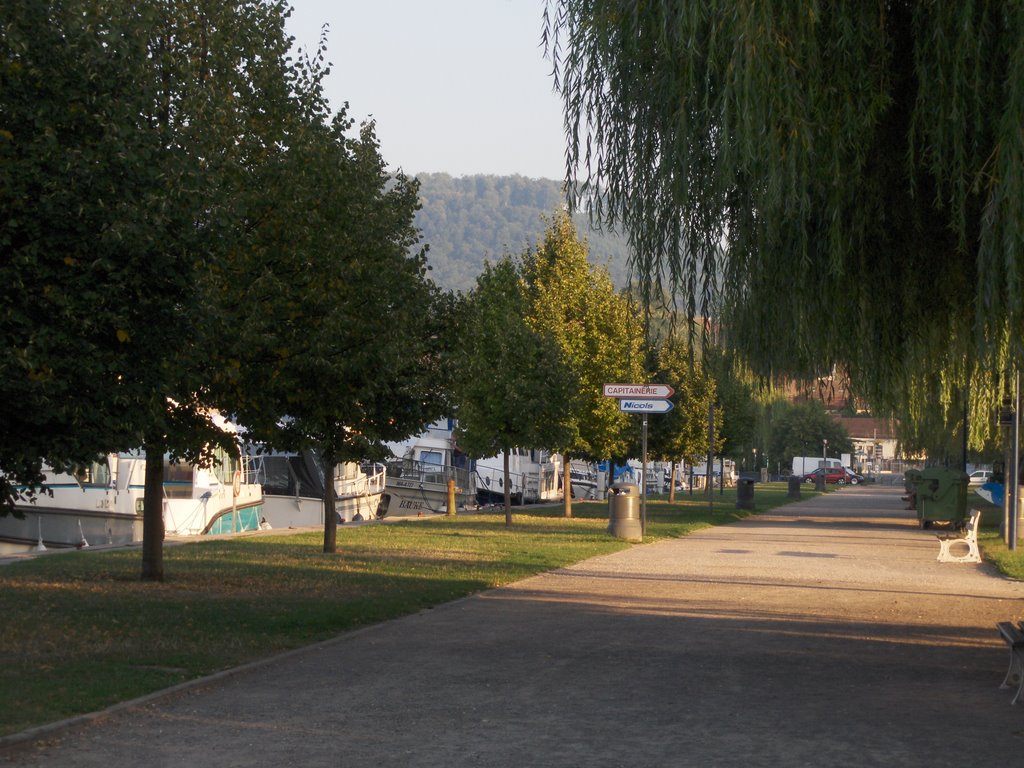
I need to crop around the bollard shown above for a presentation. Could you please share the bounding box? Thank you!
[736,478,755,510]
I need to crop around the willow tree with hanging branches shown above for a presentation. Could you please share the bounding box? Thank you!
[544,1,1023,450]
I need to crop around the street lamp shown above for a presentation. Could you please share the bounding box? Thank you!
[752,447,758,471]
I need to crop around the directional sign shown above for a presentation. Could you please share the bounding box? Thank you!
[619,398,674,413]
[603,383,675,399]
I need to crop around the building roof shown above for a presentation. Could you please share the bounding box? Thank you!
[833,416,898,441]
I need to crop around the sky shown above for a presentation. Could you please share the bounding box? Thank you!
[285,1,567,180]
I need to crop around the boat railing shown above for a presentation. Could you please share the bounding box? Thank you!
[474,464,529,495]
[337,462,388,498]
[362,462,387,495]
[385,458,473,492]
[243,455,264,486]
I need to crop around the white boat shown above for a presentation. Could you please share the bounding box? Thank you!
[0,448,263,552]
[253,451,385,528]
[474,448,561,505]
[568,461,600,500]
[159,448,263,537]
[381,420,475,516]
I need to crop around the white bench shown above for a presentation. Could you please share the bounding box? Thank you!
[935,508,982,564]
[996,621,1024,705]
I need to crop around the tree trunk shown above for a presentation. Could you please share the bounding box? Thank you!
[669,461,677,503]
[503,450,512,527]
[141,443,165,582]
[562,455,572,518]
[323,456,338,553]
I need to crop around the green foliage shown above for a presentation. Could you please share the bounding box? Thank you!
[545,1,1024,451]
[523,213,646,460]
[768,400,853,470]
[452,256,575,476]
[1,2,455,574]
[210,111,451,466]
[414,173,632,291]
[705,348,759,461]
[0,1,231,509]
[645,342,719,464]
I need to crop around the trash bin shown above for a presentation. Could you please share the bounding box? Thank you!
[916,467,968,529]
[787,475,802,499]
[736,478,755,510]
[607,483,642,542]
[814,472,826,492]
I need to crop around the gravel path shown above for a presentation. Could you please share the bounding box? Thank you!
[4,485,1024,767]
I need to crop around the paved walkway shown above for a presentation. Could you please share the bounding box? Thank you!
[4,486,1024,766]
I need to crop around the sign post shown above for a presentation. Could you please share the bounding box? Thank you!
[604,384,675,535]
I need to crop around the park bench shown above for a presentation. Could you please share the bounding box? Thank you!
[996,621,1024,705]
[935,508,982,564]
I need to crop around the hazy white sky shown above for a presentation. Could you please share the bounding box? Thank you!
[285,0,567,180]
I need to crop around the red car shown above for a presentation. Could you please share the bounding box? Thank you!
[802,466,847,485]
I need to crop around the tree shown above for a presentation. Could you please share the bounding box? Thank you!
[211,109,453,552]
[0,1,334,580]
[523,213,645,516]
[769,401,852,472]
[705,349,758,466]
[452,256,574,527]
[644,342,720,498]
[544,1,1022,449]
[0,1,232,537]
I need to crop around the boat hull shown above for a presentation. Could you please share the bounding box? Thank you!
[260,491,383,529]
[380,479,475,517]
[0,503,142,551]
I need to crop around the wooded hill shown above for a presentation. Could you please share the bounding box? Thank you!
[413,173,632,293]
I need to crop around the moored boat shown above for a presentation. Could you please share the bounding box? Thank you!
[474,448,561,505]
[381,420,475,516]
[253,450,385,528]
[0,448,263,552]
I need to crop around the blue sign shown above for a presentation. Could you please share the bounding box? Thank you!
[619,399,674,413]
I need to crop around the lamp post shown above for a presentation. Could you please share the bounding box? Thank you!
[752,447,758,471]
[823,439,828,466]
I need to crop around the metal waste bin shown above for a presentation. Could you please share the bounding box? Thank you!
[917,467,968,529]
[736,478,755,510]
[608,483,642,541]
[787,476,802,499]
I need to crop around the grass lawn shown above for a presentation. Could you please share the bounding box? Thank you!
[1,481,1021,738]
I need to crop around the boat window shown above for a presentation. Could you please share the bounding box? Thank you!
[164,461,193,499]
[420,451,443,466]
[210,448,237,485]
[74,459,111,488]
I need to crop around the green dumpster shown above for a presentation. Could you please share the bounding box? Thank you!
[916,467,968,529]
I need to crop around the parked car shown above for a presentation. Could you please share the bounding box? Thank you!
[968,470,992,486]
[843,467,865,485]
[803,466,847,485]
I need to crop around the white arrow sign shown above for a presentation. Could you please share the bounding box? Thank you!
[619,398,674,413]
[603,383,675,399]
